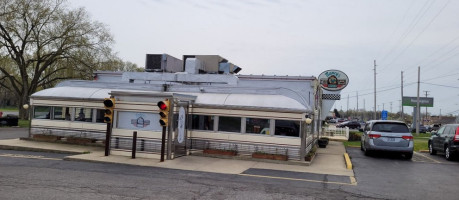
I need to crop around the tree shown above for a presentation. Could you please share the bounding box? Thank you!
[333,108,341,118]
[0,0,116,119]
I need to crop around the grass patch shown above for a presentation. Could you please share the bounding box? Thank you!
[343,140,360,148]
[0,106,18,111]
[18,120,30,128]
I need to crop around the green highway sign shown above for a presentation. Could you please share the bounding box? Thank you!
[402,97,434,107]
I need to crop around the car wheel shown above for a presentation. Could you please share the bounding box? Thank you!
[445,146,454,161]
[404,152,413,160]
[364,146,371,156]
[429,143,436,155]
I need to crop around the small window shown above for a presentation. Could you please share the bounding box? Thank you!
[246,118,270,134]
[218,116,241,133]
[75,108,93,122]
[275,120,300,137]
[33,106,50,119]
[53,107,70,120]
[191,115,214,131]
[96,109,105,123]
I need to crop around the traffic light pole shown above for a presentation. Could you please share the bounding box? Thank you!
[160,126,166,162]
[105,122,112,156]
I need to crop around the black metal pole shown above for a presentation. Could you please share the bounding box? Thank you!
[132,131,137,159]
[104,122,111,156]
[160,126,166,162]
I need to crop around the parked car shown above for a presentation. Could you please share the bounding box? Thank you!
[411,125,427,133]
[328,118,338,123]
[428,124,459,161]
[361,120,413,159]
[431,124,441,132]
[336,121,361,129]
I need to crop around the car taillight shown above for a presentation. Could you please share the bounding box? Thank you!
[369,134,381,139]
[454,127,459,142]
[402,136,413,141]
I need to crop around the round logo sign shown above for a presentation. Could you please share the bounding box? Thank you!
[318,70,349,91]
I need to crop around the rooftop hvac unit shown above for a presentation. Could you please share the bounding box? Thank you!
[145,54,183,73]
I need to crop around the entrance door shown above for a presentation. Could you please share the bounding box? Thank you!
[174,102,189,158]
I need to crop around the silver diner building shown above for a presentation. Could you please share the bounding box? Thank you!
[29,54,327,161]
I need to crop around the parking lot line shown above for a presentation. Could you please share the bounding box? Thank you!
[0,153,62,161]
[414,152,441,164]
[238,174,357,186]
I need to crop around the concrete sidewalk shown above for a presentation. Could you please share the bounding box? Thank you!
[0,139,354,177]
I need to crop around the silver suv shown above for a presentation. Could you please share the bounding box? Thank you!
[361,120,414,159]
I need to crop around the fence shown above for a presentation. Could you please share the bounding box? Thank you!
[322,126,349,140]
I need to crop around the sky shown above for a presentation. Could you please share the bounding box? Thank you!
[70,0,459,117]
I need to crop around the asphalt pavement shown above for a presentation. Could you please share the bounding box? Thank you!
[342,147,459,200]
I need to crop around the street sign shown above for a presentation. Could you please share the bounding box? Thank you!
[381,110,388,120]
[402,97,434,107]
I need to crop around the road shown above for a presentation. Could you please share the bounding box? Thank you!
[0,149,371,200]
[0,128,29,139]
[1,129,458,199]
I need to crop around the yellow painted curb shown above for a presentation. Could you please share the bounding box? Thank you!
[344,153,352,170]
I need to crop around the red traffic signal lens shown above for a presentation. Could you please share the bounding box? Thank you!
[104,99,114,107]
[157,101,168,110]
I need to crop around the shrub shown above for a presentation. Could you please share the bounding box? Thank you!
[348,132,361,141]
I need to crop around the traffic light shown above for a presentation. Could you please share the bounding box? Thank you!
[157,99,170,126]
[103,98,115,123]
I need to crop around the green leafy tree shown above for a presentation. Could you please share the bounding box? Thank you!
[0,0,122,119]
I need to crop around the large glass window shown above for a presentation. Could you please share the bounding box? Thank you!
[53,107,70,120]
[246,118,270,134]
[191,115,214,131]
[275,120,300,137]
[218,116,241,133]
[96,109,105,123]
[75,108,93,122]
[33,106,50,119]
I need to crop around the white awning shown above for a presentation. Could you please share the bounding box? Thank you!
[31,87,310,113]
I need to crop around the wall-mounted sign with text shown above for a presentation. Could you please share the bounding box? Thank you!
[318,70,349,91]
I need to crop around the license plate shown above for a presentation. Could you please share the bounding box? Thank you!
[387,138,395,142]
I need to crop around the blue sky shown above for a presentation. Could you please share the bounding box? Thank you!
[70,0,459,117]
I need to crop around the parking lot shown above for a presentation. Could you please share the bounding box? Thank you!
[345,147,459,200]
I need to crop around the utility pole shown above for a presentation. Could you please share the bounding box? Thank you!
[424,90,430,124]
[416,66,420,135]
[383,103,385,111]
[374,60,377,120]
[390,102,393,113]
[356,91,359,111]
[401,71,404,120]
[347,94,349,111]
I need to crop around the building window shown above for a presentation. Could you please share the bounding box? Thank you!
[246,118,270,134]
[53,107,71,120]
[275,120,300,137]
[75,108,93,122]
[218,116,241,133]
[33,106,50,119]
[191,115,214,131]
[96,109,105,123]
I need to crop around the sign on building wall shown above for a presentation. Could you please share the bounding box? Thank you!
[318,70,349,91]
[117,111,161,131]
[402,97,434,107]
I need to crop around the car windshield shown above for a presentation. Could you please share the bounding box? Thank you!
[372,123,409,133]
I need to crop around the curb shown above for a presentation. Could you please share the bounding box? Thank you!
[343,153,352,170]
[190,152,312,166]
[0,144,81,154]
[419,150,429,153]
